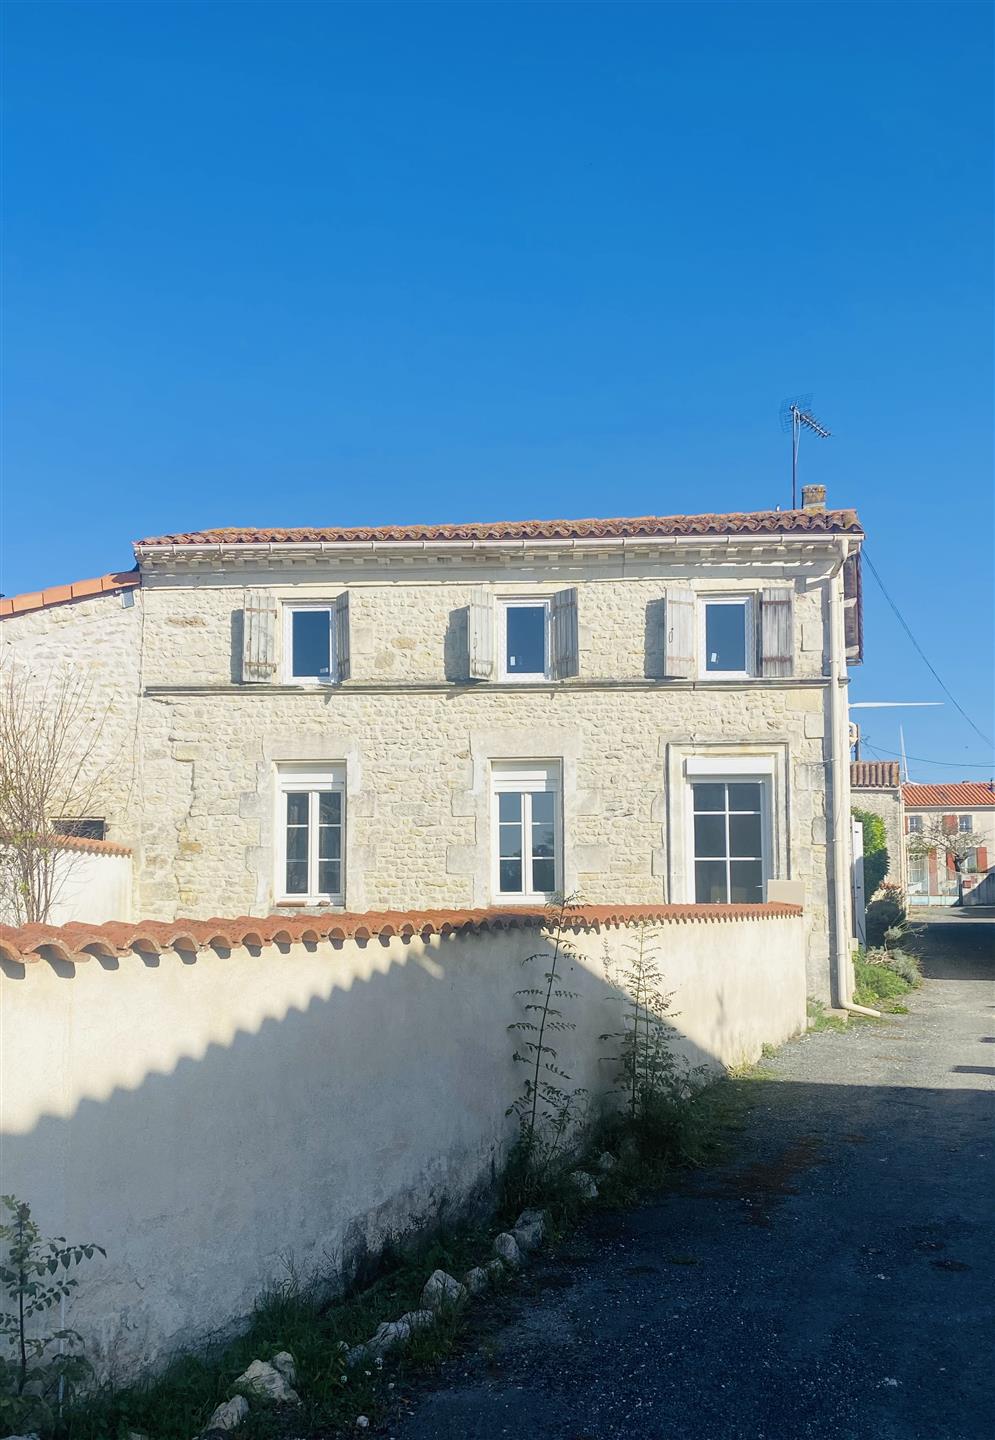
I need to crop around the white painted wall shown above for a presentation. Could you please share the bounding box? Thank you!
[46,850,133,925]
[1,912,805,1378]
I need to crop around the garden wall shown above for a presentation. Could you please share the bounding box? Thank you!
[0,903,805,1378]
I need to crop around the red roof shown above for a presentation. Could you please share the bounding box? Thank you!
[902,782,995,808]
[851,761,902,788]
[0,571,138,619]
[0,902,802,966]
[136,508,862,548]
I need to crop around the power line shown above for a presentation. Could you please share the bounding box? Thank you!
[861,547,994,749]
[861,740,994,772]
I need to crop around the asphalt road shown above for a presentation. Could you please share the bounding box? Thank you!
[390,912,995,1440]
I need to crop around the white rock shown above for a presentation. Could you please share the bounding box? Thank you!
[271,1351,297,1384]
[203,1395,250,1432]
[356,1419,370,1430]
[344,1344,368,1368]
[3,1434,42,1440]
[493,1232,524,1267]
[512,1208,548,1251]
[234,1358,301,1405]
[463,1265,489,1295]
[398,1308,436,1334]
[571,1169,599,1200]
[596,1151,617,1172]
[367,1318,412,1358]
[420,1268,467,1310]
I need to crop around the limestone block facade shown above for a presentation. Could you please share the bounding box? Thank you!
[0,506,864,999]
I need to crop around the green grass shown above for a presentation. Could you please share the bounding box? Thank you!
[852,955,916,1012]
[806,998,850,1033]
[60,1222,495,1440]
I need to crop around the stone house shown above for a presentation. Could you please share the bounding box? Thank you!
[850,760,906,886]
[0,488,864,1000]
[902,781,994,900]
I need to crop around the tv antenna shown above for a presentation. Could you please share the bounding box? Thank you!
[779,395,831,509]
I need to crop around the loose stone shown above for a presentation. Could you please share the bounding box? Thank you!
[420,1268,467,1310]
[234,1358,301,1405]
[493,1231,524,1267]
[203,1396,250,1432]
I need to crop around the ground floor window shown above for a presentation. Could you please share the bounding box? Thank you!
[276,764,345,903]
[691,779,766,904]
[491,761,561,900]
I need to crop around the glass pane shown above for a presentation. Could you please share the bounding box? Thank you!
[318,823,341,860]
[532,858,555,893]
[285,859,308,894]
[693,813,726,858]
[729,812,762,858]
[318,860,341,896]
[498,792,522,824]
[531,823,555,859]
[727,782,762,812]
[286,792,309,826]
[695,860,728,904]
[531,791,554,824]
[505,606,546,674]
[704,603,747,672]
[319,791,341,825]
[500,858,523,893]
[730,861,764,903]
[692,782,724,812]
[499,824,523,861]
[291,610,331,678]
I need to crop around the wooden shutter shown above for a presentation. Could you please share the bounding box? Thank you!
[760,588,794,677]
[549,588,579,680]
[241,590,277,683]
[662,589,694,678]
[842,552,863,665]
[334,592,351,682]
[468,588,495,680]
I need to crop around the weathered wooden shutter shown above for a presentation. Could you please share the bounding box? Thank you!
[549,587,579,680]
[241,590,277,683]
[760,588,794,677]
[842,552,863,665]
[334,592,351,682]
[662,589,694,678]
[467,588,495,680]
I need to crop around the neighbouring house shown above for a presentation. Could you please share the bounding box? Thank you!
[850,759,906,886]
[903,781,994,903]
[0,485,863,1000]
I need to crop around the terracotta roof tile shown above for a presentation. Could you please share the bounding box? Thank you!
[851,761,902,789]
[0,571,139,620]
[0,902,802,966]
[902,782,995,808]
[135,509,862,548]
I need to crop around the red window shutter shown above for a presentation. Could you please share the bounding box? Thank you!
[977,847,989,872]
[946,851,956,873]
[943,814,956,831]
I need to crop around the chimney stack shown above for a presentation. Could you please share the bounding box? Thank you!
[801,483,826,511]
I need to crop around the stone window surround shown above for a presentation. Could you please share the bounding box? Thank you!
[490,759,562,902]
[274,762,346,905]
[665,742,791,905]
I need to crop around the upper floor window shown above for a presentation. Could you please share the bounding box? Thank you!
[52,818,106,841]
[691,779,766,903]
[699,597,753,678]
[276,764,345,904]
[499,600,549,680]
[285,605,335,682]
[908,816,923,834]
[491,761,561,900]
[958,815,972,833]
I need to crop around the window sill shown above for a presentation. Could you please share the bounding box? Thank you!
[276,898,344,909]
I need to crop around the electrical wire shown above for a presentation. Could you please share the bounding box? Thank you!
[861,740,994,773]
[861,547,994,750]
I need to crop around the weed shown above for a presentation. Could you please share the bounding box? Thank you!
[806,998,849,1033]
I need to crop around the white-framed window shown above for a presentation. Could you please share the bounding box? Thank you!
[690,777,767,904]
[276,764,345,904]
[284,604,335,683]
[491,761,561,900]
[958,815,972,833]
[698,596,754,678]
[498,599,550,681]
[908,815,923,834]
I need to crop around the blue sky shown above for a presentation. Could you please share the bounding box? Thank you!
[2,1,992,776]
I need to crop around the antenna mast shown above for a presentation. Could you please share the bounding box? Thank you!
[779,395,832,508]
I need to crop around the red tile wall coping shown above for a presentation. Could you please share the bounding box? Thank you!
[0,570,139,619]
[136,509,861,548]
[0,902,802,966]
[0,833,132,857]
